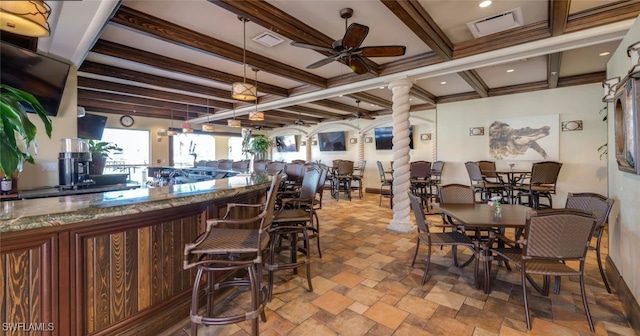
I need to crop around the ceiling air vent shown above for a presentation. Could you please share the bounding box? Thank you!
[252,32,285,47]
[467,7,523,38]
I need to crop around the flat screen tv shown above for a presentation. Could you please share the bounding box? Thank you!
[77,113,108,140]
[374,126,413,150]
[275,135,297,152]
[0,42,71,116]
[318,131,346,151]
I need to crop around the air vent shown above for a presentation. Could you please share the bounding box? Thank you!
[467,7,523,38]
[252,32,284,47]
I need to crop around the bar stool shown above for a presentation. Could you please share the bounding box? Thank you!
[183,173,282,336]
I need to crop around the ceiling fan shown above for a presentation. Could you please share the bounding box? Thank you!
[291,8,406,75]
[294,110,306,126]
[349,100,375,120]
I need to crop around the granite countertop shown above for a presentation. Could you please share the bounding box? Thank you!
[0,173,272,233]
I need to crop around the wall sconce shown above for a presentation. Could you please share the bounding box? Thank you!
[562,120,583,132]
[603,77,620,102]
[312,140,318,146]
[469,127,484,136]
[157,129,167,136]
[365,137,373,143]
[156,136,163,142]
[300,140,307,146]
[420,133,432,141]
[349,138,357,144]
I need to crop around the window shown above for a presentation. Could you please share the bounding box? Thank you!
[171,133,216,167]
[228,136,245,161]
[101,128,149,165]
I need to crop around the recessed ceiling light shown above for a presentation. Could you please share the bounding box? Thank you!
[440,81,447,85]
[506,69,515,73]
[409,98,413,101]
[370,104,377,107]
[599,51,610,56]
[379,86,385,89]
[338,94,343,97]
[479,1,492,8]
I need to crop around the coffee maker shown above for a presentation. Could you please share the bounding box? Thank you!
[58,138,93,189]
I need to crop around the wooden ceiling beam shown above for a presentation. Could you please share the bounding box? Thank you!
[557,71,605,87]
[458,70,489,98]
[79,98,176,118]
[276,105,346,119]
[78,77,220,110]
[565,1,640,33]
[82,106,177,121]
[112,6,327,88]
[91,40,288,97]
[378,52,442,76]
[453,22,549,59]
[409,86,436,105]
[346,92,393,109]
[78,89,211,115]
[268,110,323,123]
[79,61,234,109]
[380,0,453,60]
[547,53,562,89]
[310,100,361,114]
[207,0,380,75]
[549,0,571,36]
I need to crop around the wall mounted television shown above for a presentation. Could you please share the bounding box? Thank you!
[318,131,346,151]
[275,135,297,152]
[0,42,71,116]
[374,126,413,150]
[77,113,108,140]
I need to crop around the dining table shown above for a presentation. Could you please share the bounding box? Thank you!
[486,169,531,204]
[435,203,531,293]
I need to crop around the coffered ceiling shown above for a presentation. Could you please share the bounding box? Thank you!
[42,0,640,129]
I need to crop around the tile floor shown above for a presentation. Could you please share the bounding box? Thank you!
[162,193,635,336]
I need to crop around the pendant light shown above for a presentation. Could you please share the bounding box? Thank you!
[167,109,177,136]
[182,105,193,133]
[249,68,264,121]
[231,17,257,101]
[202,98,215,132]
[0,0,51,37]
[228,101,241,128]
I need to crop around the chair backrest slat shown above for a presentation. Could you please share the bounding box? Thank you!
[465,161,484,184]
[478,160,498,178]
[439,184,475,204]
[530,161,562,185]
[565,192,614,233]
[524,209,597,260]
[410,161,431,179]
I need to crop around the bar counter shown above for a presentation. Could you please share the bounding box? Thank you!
[0,173,273,336]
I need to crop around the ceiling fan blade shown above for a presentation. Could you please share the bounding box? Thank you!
[342,23,369,49]
[307,55,340,69]
[357,46,406,57]
[348,55,370,75]
[290,41,335,53]
[362,115,376,120]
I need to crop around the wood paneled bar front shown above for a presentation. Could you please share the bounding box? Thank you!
[0,174,273,336]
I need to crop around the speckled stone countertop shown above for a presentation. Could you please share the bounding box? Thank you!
[0,174,272,234]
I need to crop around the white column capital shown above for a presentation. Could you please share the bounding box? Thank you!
[388,78,414,90]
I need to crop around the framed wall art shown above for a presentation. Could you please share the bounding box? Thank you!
[488,115,559,160]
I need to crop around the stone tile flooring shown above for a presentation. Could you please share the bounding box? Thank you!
[162,193,635,336]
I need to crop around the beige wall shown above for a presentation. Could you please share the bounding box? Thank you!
[606,17,640,301]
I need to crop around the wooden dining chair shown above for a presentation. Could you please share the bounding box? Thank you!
[487,209,597,331]
[408,192,475,285]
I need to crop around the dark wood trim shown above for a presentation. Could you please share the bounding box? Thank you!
[565,1,640,33]
[91,40,288,97]
[347,92,393,109]
[605,256,640,334]
[79,89,209,114]
[453,21,550,59]
[459,70,489,98]
[380,0,452,60]
[410,86,436,105]
[556,71,605,87]
[547,53,562,89]
[378,52,442,77]
[276,105,346,119]
[112,6,326,88]
[549,0,571,36]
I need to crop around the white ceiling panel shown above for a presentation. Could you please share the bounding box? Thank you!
[416,74,474,96]
[560,40,621,77]
[475,56,548,88]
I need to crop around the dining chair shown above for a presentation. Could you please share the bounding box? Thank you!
[376,161,393,208]
[516,161,562,209]
[564,192,615,292]
[487,209,597,331]
[350,160,366,199]
[333,160,354,200]
[410,161,431,204]
[267,167,321,301]
[183,172,282,336]
[478,160,505,184]
[408,192,475,285]
[428,160,445,200]
[465,161,507,203]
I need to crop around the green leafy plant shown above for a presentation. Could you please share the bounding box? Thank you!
[598,106,608,160]
[0,84,52,177]
[87,139,123,159]
[250,135,270,160]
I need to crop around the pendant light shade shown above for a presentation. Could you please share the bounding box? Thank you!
[249,111,264,121]
[231,17,257,101]
[0,0,51,37]
[202,98,215,132]
[228,119,241,128]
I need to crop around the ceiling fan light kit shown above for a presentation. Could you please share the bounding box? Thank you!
[0,0,51,37]
[290,8,406,75]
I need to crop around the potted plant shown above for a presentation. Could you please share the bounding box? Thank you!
[0,84,52,194]
[86,139,123,175]
[250,135,270,160]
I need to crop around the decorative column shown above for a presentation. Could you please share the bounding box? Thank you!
[386,78,415,234]
[305,136,312,162]
[356,133,364,167]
